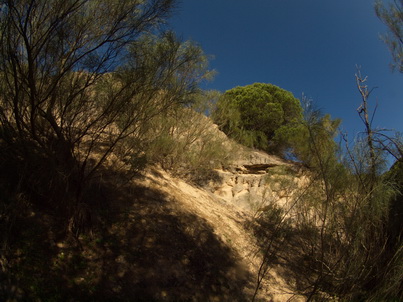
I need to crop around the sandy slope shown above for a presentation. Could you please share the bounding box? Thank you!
[140,165,305,301]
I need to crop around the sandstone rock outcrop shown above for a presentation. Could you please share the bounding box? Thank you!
[207,149,299,213]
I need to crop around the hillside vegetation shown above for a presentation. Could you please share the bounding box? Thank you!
[1,0,402,301]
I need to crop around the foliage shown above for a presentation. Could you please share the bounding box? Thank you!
[0,0,211,216]
[144,90,236,184]
[212,84,341,166]
[376,0,403,72]
[212,83,303,153]
[252,76,403,301]
[0,1,238,299]
[0,1,216,298]
[274,105,341,168]
[253,131,402,301]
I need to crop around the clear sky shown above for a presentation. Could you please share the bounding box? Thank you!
[170,0,403,139]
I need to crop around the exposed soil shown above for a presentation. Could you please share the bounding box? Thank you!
[2,164,305,301]
[132,166,305,301]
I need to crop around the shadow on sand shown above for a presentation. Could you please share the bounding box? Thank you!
[1,170,251,301]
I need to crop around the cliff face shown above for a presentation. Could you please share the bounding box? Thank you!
[207,149,299,213]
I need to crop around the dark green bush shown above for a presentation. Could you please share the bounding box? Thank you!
[212,83,303,153]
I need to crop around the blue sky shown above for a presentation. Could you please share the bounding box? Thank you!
[170,0,403,139]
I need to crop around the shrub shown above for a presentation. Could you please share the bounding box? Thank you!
[212,83,303,153]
